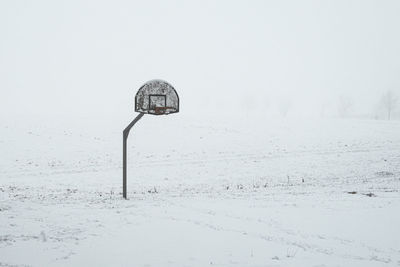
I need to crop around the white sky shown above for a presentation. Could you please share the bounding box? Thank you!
[1,0,399,122]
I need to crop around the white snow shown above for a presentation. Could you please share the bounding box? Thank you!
[1,116,399,266]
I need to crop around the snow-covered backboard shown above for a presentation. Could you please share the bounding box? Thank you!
[135,80,179,115]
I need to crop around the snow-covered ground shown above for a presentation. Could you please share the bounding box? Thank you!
[1,116,399,266]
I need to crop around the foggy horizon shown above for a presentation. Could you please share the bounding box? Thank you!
[1,0,400,123]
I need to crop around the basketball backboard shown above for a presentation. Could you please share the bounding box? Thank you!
[135,80,179,115]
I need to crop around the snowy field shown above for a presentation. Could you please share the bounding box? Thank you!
[1,116,400,267]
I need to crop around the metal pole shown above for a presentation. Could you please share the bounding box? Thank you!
[123,113,144,199]
[123,133,127,198]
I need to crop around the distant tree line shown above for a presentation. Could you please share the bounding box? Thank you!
[337,90,398,120]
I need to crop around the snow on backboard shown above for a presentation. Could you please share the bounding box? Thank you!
[135,80,179,115]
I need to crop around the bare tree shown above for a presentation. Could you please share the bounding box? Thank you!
[278,97,292,117]
[337,95,353,118]
[242,94,257,118]
[381,90,398,120]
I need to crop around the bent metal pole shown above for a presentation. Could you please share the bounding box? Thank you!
[123,112,144,199]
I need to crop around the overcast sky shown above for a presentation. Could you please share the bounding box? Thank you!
[1,0,399,122]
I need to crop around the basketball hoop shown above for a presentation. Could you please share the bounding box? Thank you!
[122,80,180,199]
[135,80,179,115]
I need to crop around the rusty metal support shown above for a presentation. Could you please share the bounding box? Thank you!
[123,112,144,199]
